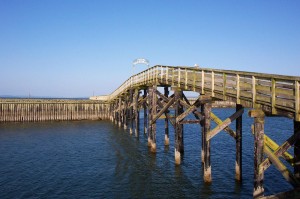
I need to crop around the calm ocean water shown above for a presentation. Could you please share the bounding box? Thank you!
[0,108,294,198]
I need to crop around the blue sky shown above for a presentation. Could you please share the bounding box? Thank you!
[1,0,300,98]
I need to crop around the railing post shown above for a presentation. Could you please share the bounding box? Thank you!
[236,74,240,104]
[211,71,215,97]
[223,73,227,100]
[166,67,169,84]
[160,65,163,81]
[271,78,276,114]
[185,68,188,90]
[172,68,175,86]
[252,76,256,108]
[178,68,181,88]
[193,69,196,91]
[201,70,205,94]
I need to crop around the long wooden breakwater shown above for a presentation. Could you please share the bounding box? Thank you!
[0,99,110,122]
[0,98,234,122]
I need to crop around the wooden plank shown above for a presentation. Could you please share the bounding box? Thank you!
[179,119,201,124]
[276,87,294,96]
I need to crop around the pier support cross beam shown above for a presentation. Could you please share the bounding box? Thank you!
[206,108,244,141]
[178,94,211,122]
[174,89,184,165]
[249,109,265,198]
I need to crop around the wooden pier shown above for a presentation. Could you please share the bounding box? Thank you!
[1,65,300,198]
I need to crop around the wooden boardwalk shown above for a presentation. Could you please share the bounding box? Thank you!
[1,65,300,198]
[92,65,300,121]
[91,65,300,198]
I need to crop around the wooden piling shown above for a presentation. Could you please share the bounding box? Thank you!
[164,86,170,145]
[174,89,184,165]
[124,94,128,130]
[148,87,153,147]
[118,98,122,127]
[129,89,134,135]
[151,86,157,152]
[294,120,300,182]
[236,104,243,182]
[203,102,212,183]
[143,89,147,135]
[201,103,205,163]
[134,89,140,137]
[249,109,265,198]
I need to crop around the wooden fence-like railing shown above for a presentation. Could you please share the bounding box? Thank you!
[95,65,300,121]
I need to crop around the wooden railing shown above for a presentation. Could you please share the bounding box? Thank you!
[96,65,300,121]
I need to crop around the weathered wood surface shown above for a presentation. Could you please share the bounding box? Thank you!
[93,65,300,121]
[0,99,109,122]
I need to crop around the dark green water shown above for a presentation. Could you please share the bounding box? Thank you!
[0,108,294,198]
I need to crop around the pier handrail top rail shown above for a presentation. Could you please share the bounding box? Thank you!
[98,65,300,101]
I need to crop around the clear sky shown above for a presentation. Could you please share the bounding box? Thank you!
[1,0,300,98]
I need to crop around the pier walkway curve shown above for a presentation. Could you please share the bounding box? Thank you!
[91,65,300,198]
[1,65,300,198]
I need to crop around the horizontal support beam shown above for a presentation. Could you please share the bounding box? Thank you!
[179,119,201,124]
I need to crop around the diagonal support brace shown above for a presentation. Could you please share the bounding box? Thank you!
[206,108,244,141]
